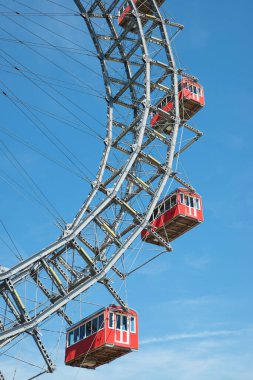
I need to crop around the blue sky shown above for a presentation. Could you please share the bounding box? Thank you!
[0,0,253,379]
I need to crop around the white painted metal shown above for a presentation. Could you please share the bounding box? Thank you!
[0,0,203,373]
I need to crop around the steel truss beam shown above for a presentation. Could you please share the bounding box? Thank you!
[0,0,203,374]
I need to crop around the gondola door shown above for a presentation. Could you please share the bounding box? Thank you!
[192,85,198,102]
[185,194,197,217]
[115,313,129,344]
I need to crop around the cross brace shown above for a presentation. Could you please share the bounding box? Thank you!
[4,279,55,372]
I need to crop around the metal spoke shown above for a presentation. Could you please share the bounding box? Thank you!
[0,0,203,374]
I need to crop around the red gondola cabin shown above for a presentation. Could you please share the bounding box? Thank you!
[151,78,205,133]
[141,188,203,245]
[65,305,138,369]
[118,0,165,32]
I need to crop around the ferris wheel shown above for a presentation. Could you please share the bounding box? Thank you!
[0,0,204,377]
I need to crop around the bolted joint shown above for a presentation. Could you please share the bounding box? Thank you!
[105,95,113,106]
[142,98,150,108]
[91,180,100,189]
[62,224,72,237]
[106,187,114,196]
[142,54,150,63]
[80,12,88,19]
[131,143,138,152]
[175,116,181,124]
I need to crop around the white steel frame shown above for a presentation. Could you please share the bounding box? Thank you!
[0,0,203,376]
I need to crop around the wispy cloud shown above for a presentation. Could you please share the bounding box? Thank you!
[183,252,211,269]
[168,295,214,306]
[140,328,241,345]
[53,329,253,380]
[2,327,253,380]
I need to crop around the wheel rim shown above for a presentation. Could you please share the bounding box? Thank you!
[0,0,202,374]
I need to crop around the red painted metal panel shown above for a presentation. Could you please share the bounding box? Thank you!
[118,0,165,28]
[107,306,138,349]
[65,328,105,363]
[150,79,205,128]
[141,205,178,240]
[141,188,203,242]
[150,99,173,126]
[65,305,138,366]
[118,0,137,26]
[105,308,115,345]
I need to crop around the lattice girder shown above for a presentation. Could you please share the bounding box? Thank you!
[0,0,203,373]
